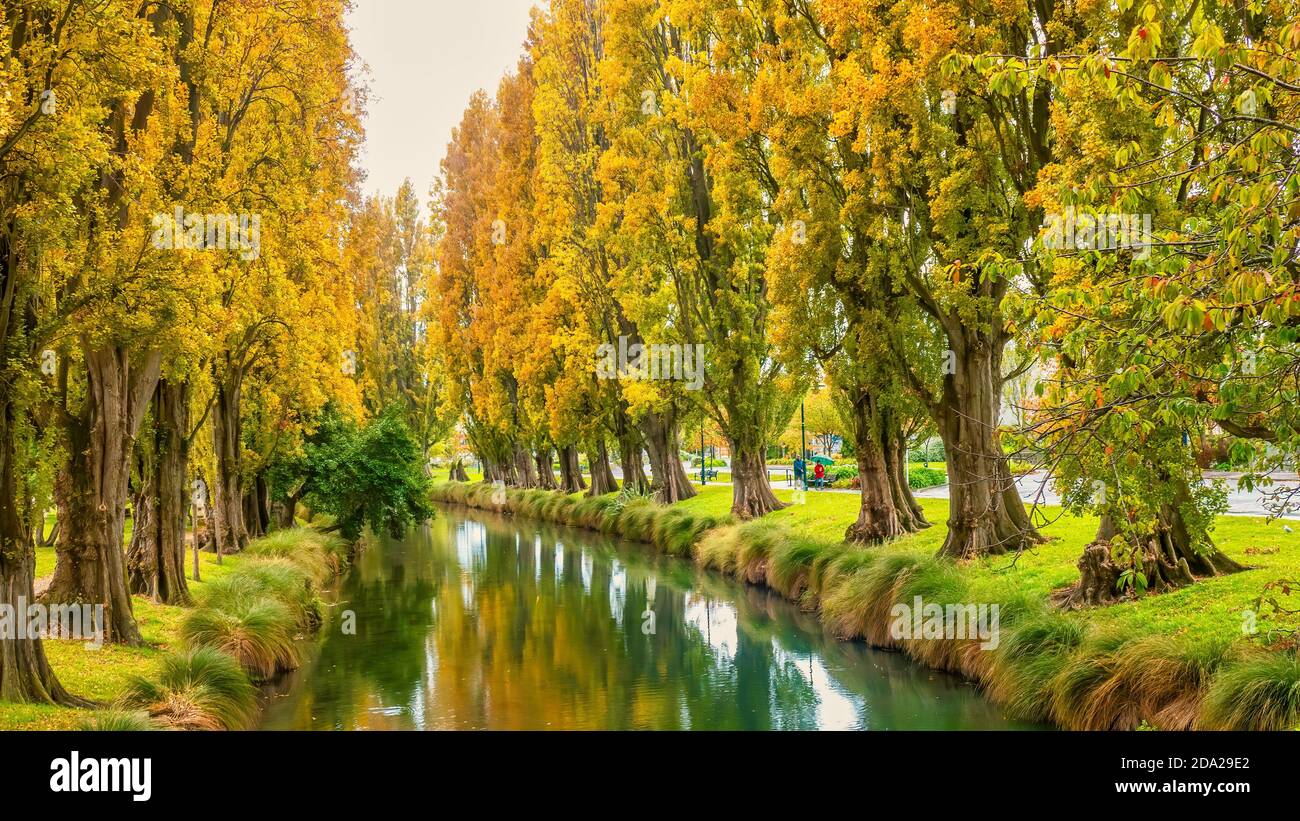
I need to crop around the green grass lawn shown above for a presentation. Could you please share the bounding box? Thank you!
[0,547,242,731]
[673,483,1298,645]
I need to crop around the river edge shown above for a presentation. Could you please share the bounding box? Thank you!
[428,486,1050,730]
[429,481,1300,731]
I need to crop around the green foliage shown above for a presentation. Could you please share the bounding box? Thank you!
[907,467,947,489]
[272,404,433,541]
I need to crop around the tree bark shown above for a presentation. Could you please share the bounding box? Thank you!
[933,340,1040,559]
[534,447,558,489]
[44,347,160,646]
[887,425,930,529]
[242,474,269,539]
[844,391,914,544]
[0,396,83,704]
[272,484,303,531]
[513,445,537,488]
[641,408,697,504]
[209,369,248,555]
[728,433,785,519]
[559,444,586,493]
[587,438,619,496]
[1058,491,1246,608]
[617,429,648,494]
[126,380,191,604]
[449,458,470,483]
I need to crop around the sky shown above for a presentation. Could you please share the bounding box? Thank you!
[346,0,538,208]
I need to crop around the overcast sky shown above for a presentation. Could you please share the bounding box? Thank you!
[346,0,538,208]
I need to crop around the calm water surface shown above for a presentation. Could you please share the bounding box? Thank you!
[259,506,1038,730]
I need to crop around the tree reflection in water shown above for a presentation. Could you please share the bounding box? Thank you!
[260,508,1042,730]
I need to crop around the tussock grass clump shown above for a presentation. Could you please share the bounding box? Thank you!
[821,552,919,644]
[695,525,744,575]
[984,610,1082,722]
[180,595,300,680]
[219,558,323,629]
[614,499,659,543]
[767,533,835,604]
[1046,633,1231,731]
[122,647,258,731]
[731,520,789,585]
[245,527,347,583]
[1200,649,1300,730]
[1111,636,1232,730]
[78,710,157,731]
[569,495,617,530]
[1048,632,1136,730]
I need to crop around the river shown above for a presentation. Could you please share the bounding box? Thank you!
[259,506,1038,730]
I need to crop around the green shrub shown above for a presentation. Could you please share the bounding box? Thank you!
[907,466,947,489]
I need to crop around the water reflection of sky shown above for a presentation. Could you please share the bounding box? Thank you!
[683,594,739,662]
[772,644,861,730]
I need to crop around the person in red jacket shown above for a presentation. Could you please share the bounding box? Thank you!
[812,461,825,487]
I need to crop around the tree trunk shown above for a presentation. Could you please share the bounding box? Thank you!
[887,425,929,529]
[844,391,913,544]
[534,447,558,489]
[449,458,470,482]
[210,370,248,555]
[242,474,269,539]
[272,484,302,531]
[256,474,271,533]
[513,445,537,488]
[126,380,191,604]
[587,439,618,496]
[933,341,1040,559]
[44,347,160,646]
[728,434,785,519]
[0,398,84,704]
[641,409,697,504]
[617,430,648,494]
[559,444,586,493]
[1058,491,1246,609]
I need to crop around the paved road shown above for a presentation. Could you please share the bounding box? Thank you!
[694,467,1300,520]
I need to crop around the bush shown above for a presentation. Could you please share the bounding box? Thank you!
[907,466,947,489]
[829,464,857,482]
[122,647,258,730]
[690,456,726,468]
[908,439,945,463]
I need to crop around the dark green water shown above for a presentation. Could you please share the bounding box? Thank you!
[259,506,1037,730]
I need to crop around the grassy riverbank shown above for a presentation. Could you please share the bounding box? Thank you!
[431,481,1300,730]
[0,527,349,731]
[1,550,239,730]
